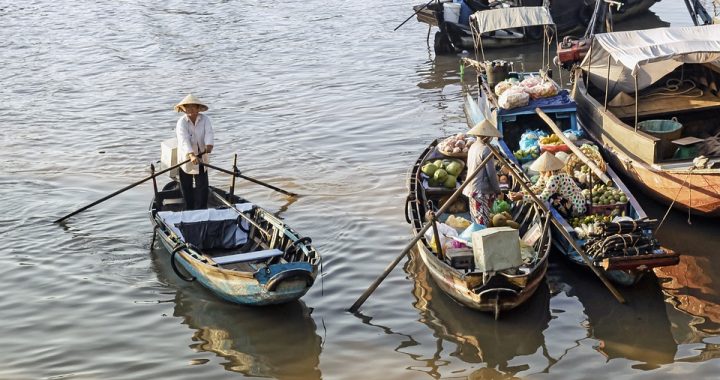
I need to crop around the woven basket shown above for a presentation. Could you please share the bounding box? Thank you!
[564,145,606,176]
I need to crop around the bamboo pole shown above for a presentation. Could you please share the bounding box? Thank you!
[535,108,612,185]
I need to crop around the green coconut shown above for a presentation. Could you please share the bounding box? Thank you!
[421,163,438,176]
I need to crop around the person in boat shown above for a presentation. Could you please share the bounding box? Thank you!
[509,151,586,217]
[174,94,214,210]
[462,119,502,226]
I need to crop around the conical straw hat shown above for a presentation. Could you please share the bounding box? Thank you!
[467,119,501,138]
[530,151,565,172]
[174,94,209,112]
[608,92,635,107]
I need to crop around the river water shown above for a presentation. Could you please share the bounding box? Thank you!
[3,0,720,379]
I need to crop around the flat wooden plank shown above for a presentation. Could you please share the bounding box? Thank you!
[213,249,284,265]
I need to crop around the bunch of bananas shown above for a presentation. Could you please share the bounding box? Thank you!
[539,134,562,145]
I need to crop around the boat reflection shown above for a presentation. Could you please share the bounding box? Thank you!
[150,242,323,379]
[548,257,677,369]
[405,248,552,378]
[655,254,720,363]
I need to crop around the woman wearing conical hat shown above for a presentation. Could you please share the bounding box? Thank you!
[509,151,586,216]
[463,120,502,226]
[175,94,214,210]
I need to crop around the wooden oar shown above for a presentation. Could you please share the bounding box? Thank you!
[485,143,625,304]
[394,0,436,31]
[203,163,298,197]
[535,108,612,185]
[53,157,193,224]
[349,149,494,313]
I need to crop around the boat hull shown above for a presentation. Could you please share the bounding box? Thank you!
[573,76,720,217]
[415,241,548,312]
[155,233,313,306]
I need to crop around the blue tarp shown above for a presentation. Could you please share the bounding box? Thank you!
[497,90,576,116]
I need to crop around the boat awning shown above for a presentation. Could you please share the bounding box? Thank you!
[471,6,554,34]
[580,24,720,97]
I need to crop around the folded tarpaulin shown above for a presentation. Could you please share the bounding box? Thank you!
[580,24,720,98]
[471,6,554,34]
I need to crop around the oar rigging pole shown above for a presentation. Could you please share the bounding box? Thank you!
[53,156,198,224]
[349,150,494,313]
[202,162,298,197]
[534,108,612,185]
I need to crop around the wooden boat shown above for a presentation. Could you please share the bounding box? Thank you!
[572,24,720,216]
[413,0,659,55]
[462,5,679,285]
[149,180,320,306]
[406,139,552,318]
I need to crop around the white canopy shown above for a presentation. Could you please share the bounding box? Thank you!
[471,6,554,34]
[581,24,720,97]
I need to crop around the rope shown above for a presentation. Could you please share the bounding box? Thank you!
[641,78,704,99]
[656,168,694,232]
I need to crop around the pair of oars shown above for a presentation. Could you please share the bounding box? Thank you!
[53,156,296,224]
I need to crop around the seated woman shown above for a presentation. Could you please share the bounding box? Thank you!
[509,152,587,217]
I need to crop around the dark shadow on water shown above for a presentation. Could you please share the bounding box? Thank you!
[547,256,677,370]
[149,241,323,380]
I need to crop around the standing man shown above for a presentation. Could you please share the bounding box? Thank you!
[175,94,214,210]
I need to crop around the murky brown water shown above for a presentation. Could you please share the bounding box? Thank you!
[3,0,719,379]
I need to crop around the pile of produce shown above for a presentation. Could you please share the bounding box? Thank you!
[569,214,614,239]
[487,211,520,229]
[539,134,563,146]
[513,146,540,162]
[421,158,464,189]
[438,133,476,155]
[584,184,627,206]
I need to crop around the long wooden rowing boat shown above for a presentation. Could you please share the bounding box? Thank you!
[465,80,679,286]
[406,139,552,318]
[149,180,320,305]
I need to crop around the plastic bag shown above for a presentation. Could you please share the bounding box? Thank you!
[519,129,548,151]
[498,86,529,110]
[459,222,486,242]
[446,215,471,230]
[494,81,513,96]
[492,199,511,214]
[563,129,581,141]
[424,222,459,253]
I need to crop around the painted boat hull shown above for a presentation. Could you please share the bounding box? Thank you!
[155,233,314,305]
[573,74,720,217]
[150,183,319,306]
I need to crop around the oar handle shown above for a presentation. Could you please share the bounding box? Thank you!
[203,162,298,197]
[348,148,495,313]
[53,157,194,224]
[394,0,436,31]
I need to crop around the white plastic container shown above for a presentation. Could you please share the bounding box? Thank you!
[471,226,522,272]
[443,2,461,24]
[161,137,179,179]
